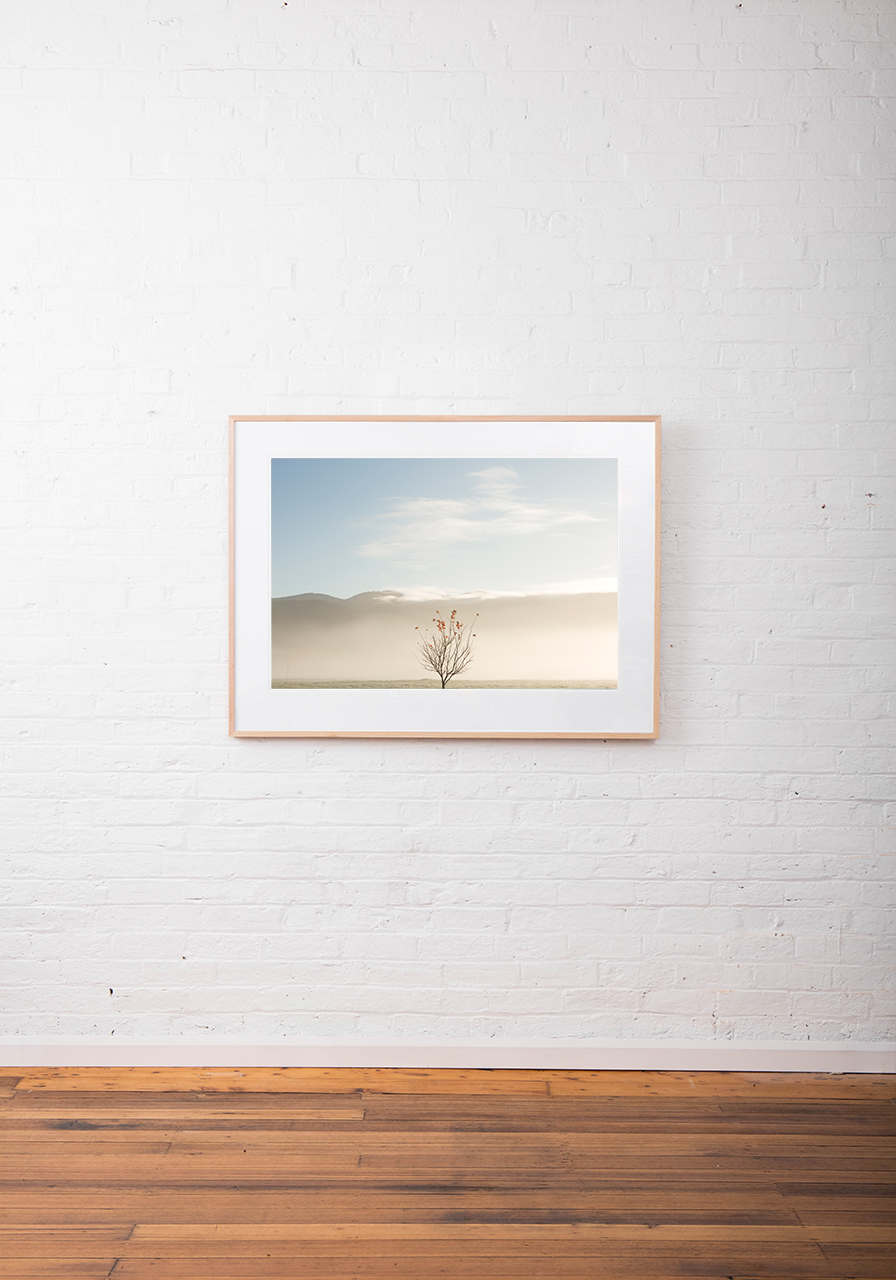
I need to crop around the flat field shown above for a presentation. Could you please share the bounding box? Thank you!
[272,679,617,689]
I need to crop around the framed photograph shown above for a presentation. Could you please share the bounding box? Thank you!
[230,416,660,738]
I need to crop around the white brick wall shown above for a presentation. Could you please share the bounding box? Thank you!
[1,0,893,1048]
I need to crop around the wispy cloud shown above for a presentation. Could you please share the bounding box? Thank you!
[375,579,618,602]
[356,466,604,563]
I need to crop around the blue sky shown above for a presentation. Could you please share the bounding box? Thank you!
[271,457,617,599]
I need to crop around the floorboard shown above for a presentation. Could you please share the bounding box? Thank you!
[0,1068,892,1277]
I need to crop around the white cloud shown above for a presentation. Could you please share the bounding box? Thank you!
[356,466,604,562]
[374,579,617,602]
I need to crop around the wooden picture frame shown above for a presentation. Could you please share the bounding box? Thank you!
[229,416,660,739]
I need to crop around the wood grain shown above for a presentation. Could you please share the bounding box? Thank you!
[0,1068,892,1278]
[12,1066,895,1096]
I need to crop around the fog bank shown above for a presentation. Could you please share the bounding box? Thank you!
[272,590,617,684]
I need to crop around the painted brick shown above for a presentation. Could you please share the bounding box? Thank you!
[0,0,893,1045]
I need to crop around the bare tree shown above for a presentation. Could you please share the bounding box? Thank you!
[415,609,478,688]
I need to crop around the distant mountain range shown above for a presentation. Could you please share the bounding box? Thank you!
[272,589,617,685]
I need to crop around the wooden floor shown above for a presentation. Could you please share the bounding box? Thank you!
[0,1068,893,1278]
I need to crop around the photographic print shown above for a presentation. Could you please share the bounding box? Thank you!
[270,458,618,692]
[230,417,659,738]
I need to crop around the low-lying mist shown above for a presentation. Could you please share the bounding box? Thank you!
[272,590,617,685]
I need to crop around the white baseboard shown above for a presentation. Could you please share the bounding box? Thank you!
[1,1036,893,1073]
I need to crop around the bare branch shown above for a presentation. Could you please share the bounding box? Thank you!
[415,609,479,688]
